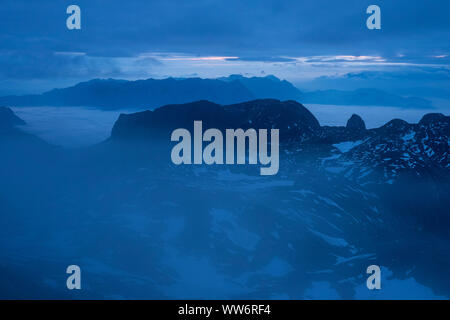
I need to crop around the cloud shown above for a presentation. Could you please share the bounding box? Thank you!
[0,51,123,80]
[158,56,239,62]
[304,56,386,63]
[236,57,298,63]
[342,68,450,81]
[0,0,449,95]
[1,0,449,58]
[299,66,450,99]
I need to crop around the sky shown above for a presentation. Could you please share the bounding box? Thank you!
[0,0,449,95]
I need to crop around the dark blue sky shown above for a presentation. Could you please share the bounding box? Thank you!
[1,0,449,94]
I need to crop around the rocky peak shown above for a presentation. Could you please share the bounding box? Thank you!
[377,119,412,135]
[346,114,366,131]
[111,99,321,144]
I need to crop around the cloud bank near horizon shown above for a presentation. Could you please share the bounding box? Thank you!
[0,0,449,94]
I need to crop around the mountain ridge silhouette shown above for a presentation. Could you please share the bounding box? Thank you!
[0,75,433,109]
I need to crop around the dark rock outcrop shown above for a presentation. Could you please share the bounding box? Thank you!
[346,114,366,131]
[0,107,26,130]
[111,99,320,144]
[110,98,449,179]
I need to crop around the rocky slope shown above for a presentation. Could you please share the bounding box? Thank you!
[111,99,449,180]
[0,102,448,299]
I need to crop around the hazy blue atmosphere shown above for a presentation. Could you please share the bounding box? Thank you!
[11,104,448,148]
[0,0,449,300]
[1,0,449,97]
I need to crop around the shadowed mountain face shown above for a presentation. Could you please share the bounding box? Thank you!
[0,101,449,299]
[346,114,366,131]
[111,99,319,144]
[0,76,303,110]
[0,78,255,109]
[0,107,58,180]
[0,106,49,148]
[219,74,303,101]
[0,75,433,109]
[0,106,26,130]
[302,88,433,109]
[111,100,449,174]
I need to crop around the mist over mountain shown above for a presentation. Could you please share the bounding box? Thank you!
[1,0,449,301]
[0,100,449,299]
[0,75,434,109]
[0,78,255,109]
[302,88,433,108]
[300,69,450,101]
[0,107,56,173]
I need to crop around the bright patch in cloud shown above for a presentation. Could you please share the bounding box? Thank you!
[295,55,386,63]
[54,52,87,56]
[159,55,239,61]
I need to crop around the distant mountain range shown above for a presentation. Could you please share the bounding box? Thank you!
[0,75,433,109]
[219,74,303,101]
[302,88,432,108]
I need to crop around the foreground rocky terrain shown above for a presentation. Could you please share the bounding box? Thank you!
[0,100,448,299]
